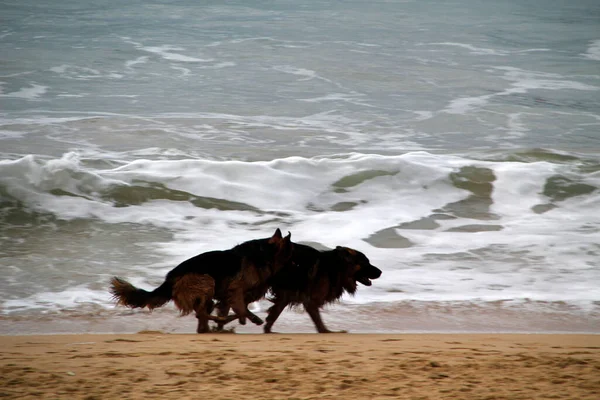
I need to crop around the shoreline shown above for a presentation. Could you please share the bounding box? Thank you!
[2,333,599,399]
[2,300,599,335]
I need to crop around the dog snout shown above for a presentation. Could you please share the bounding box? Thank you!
[369,265,382,279]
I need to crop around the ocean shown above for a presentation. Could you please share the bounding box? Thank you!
[1,0,599,334]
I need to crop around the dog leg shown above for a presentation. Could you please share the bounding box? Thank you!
[215,303,230,331]
[196,314,210,333]
[246,309,264,325]
[264,300,287,333]
[194,293,215,334]
[228,288,248,325]
[195,302,211,334]
[304,302,345,333]
[207,314,239,324]
[215,303,262,328]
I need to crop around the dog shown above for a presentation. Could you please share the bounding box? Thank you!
[109,229,292,333]
[215,242,381,333]
[263,244,382,333]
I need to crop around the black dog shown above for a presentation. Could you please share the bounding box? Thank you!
[110,229,292,333]
[263,244,382,333]
[215,242,381,333]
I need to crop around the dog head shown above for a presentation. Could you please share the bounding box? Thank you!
[336,246,382,289]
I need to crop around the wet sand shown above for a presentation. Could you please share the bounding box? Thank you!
[2,333,599,399]
[2,300,599,336]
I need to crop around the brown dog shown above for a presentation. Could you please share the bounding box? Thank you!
[216,242,381,333]
[110,229,292,333]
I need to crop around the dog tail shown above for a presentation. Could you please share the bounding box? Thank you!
[110,277,172,310]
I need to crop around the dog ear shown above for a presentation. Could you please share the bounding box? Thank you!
[337,246,357,255]
[278,232,294,258]
[336,246,349,260]
[336,246,350,255]
[281,231,292,247]
[268,228,283,244]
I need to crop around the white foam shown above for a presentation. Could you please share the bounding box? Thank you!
[424,43,550,57]
[125,56,149,68]
[142,45,212,62]
[412,111,434,121]
[504,112,530,138]
[0,115,97,126]
[170,65,191,77]
[0,130,28,139]
[3,286,112,313]
[272,64,343,89]
[0,153,124,208]
[99,94,138,98]
[0,71,35,78]
[495,66,599,90]
[0,84,47,99]
[514,48,551,53]
[299,93,374,107]
[152,110,365,138]
[490,161,557,216]
[197,62,236,69]
[49,64,123,80]
[122,38,213,63]
[228,36,305,45]
[444,95,493,114]
[49,65,72,74]
[273,65,318,81]
[443,67,598,114]
[427,42,509,56]
[582,39,600,61]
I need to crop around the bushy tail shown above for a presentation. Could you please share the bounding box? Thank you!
[110,277,172,310]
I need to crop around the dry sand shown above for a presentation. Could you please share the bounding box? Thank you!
[2,333,599,399]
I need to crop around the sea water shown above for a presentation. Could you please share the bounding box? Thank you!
[1,0,599,333]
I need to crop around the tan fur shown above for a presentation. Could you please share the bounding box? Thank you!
[240,266,260,288]
[172,274,215,316]
[109,277,170,310]
[110,277,134,308]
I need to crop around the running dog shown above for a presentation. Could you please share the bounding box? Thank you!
[263,244,382,333]
[214,242,381,333]
[110,229,292,333]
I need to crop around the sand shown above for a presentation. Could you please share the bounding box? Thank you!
[2,333,599,399]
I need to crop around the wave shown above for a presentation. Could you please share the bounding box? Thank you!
[1,150,599,315]
[1,150,598,226]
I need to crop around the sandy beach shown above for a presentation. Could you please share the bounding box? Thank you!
[2,333,599,400]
